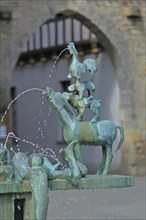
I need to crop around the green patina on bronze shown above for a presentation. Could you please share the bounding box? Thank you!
[43,42,124,179]
[79,121,98,144]
[43,86,124,178]
[48,175,135,191]
[0,42,134,220]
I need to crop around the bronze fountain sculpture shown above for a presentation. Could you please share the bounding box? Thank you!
[43,42,124,184]
[0,42,134,220]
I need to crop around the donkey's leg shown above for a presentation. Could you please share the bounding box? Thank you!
[60,141,81,186]
[96,146,106,175]
[74,143,88,177]
[74,143,83,162]
[101,144,113,176]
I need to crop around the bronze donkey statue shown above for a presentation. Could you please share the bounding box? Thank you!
[43,87,124,176]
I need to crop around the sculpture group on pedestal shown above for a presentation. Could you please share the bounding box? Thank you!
[0,43,130,220]
[0,43,124,187]
[43,42,124,185]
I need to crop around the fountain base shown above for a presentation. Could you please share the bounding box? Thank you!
[0,175,135,220]
[48,174,135,190]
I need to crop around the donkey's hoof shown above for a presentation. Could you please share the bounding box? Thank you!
[96,168,103,176]
[100,172,108,176]
[77,161,88,177]
[66,174,80,187]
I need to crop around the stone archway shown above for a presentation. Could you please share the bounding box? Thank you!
[1,1,139,83]
[1,0,145,175]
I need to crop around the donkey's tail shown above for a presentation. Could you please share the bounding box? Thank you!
[115,125,124,154]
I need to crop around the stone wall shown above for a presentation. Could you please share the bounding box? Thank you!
[0,0,145,175]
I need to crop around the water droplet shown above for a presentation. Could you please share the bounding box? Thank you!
[17,205,21,210]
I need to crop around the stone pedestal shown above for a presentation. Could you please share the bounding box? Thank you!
[0,175,135,220]
[48,175,135,191]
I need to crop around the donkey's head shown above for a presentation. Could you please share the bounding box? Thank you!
[42,87,54,100]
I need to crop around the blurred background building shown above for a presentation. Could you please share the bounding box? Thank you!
[0,0,145,175]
